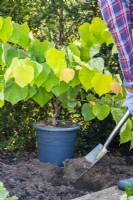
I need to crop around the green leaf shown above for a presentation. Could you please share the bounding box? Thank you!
[42,71,59,92]
[0,44,3,65]
[59,86,79,102]
[25,60,43,86]
[102,30,114,45]
[81,103,95,121]
[25,85,37,100]
[7,197,18,200]
[69,43,80,57]
[4,80,28,104]
[114,85,126,101]
[78,22,94,49]
[128,196,133,200]
[89,44,100,58]
[93,104,110,120]
[90,17,106,44]
[0,188,9,199]
[0,182,18,200]
[52,82,69,97]
[73,55,91,69]
[0,16,13,43]
[6,48,19,66]
[80,47,91,62]
[28,39,54,62]
[79,67,98,91]
[92,73,113,96]
[0,182,3,186]
[1,43,22,66]
[46,48,67,78]
[111,108,124,124]
[33,87,53,107]
[70,71,80,87]
[112,45,118,55]
[10,22,30,48]
[130,132,133,150]
[89,57,104,72]
[0,18,3,30]
[120,119,132,144]
[35,63,50,87]
[24,58,43,80]
[4,68,13,83]
[120,193,127,200]
[0,83,4,107]
[1,43,13,66]
[62,100,79,111]
[1,44,25,66]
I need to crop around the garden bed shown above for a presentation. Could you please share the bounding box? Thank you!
[0,150,133,200]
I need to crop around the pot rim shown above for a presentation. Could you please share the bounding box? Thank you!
[33,120,80,132]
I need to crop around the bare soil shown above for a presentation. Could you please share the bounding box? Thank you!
[0,151,133,200]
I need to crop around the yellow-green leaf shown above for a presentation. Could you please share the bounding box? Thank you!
[12,58,34,88]
[4,67,13,82]
[120,119,132,144]
[93,104,110,120]
[79,67,98,91]
[92,73,113,96]
[0,17,13,43]
[78,22,94,48]
[10,22,30,48]
[0,17,3,30]
[90,17,106,44]
[46,48,67,78]
[73,55,91,69]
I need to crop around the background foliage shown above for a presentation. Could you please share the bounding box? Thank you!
[0,0,100,45]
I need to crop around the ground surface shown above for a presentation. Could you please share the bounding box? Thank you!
[0,151,133,200]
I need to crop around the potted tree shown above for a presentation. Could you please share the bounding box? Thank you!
[0,16,131,166]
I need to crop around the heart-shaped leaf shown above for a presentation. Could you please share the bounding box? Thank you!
[79,67,98,91]
[110,82,122,95]
[61,68,75,83]
[13,62,34,88]
[46,48,67,78]
[81,103,95,121]
[93,104,110,120]
[92,73,112,96]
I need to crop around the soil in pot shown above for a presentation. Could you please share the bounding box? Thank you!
[36,121,78,128]
[1,150,133,200]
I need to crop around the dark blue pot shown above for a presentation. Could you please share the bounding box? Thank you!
[33,120,80,167]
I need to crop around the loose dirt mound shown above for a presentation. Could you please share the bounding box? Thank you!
[0,152,133,200]
[63,157,91,183]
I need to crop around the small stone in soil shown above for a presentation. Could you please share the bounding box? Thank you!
[63,157,92,183]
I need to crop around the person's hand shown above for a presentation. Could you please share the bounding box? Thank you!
[126,88,133,115]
